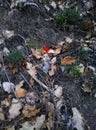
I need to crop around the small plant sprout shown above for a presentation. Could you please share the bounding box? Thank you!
[77,48,90,61]
[53,11,67,27]
[54,8,81,27]
[66,64,81,77]
[5,49,25,69]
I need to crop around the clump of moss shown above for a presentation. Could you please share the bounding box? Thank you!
[54,8,81,27]
[66,64,81,77]
[77,48,90,61]
[53,11,67,27]
[5,50,25,68]
[41,0,49,4]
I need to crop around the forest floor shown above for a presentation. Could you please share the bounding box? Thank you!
[0,0,96,130]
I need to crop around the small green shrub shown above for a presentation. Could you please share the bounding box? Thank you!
[65,8,81,23]
[66,64,81,77]
[41,0,49,4]
[77,48,90,61]
[54,8,81,27]
[5,50,25,68]
[54,11,67,27]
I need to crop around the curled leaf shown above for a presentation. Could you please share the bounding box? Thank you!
[61,56,75,65]
[15,80,24,89]
[26,62,36,77]
[49,64,56,76]
[23,105,40,118]
[2,82,14,94]
[9,100,22,119]
[54,85,63,98]
[48,48,61,55]
[31,48,42,59]
[12,68,17,74]
[72,107,84,130]
[16,88,27,98]
[2,30,14,39]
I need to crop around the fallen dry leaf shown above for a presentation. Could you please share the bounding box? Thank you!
[34,115,45,129]
[26,62,36,77]
[1,97,11,107]
[15,80,24,89]
[43,91,50,101]
[42,60,50,73]
[50,1,57,9]
[16,88,27,98]
[2,82,14,94]
[49,64,56,76]
[43,53,50,61]
[42,53,50,73]
[46,102,54,130]
[19,115,45,130]
[26,62,50,91]
[23,105,40,118]
[15,81,27,98]
[49,57,57,76]
[56,98,62,109]
[11,0,26,8]
[54,47,62,55]
[82,82,91,93]
[3,47,10,56]
[38,48,45,55]
[47,101,54,114]
[26,92,38,104]
[29,78,35,86]
[2,30,14,39]
[72,107,84,130]
[19,122,33,130]
[65,37,73,43]
[54,85,63,98]
[61,56,76,65]
[46,112,53,130]
[48,47,61,55]
[12,67,17,74]
[31,48,42,59]
[79,63,85,74]
[7,126,15,130]
[0,37,4,45]
[57,41,65,46]
[9,99,22,119]
[50,57,57,64]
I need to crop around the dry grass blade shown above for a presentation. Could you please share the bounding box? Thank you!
[1,54,21,102]
[26,62,50,92]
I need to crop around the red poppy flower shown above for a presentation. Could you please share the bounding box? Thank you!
[43,46,50,53]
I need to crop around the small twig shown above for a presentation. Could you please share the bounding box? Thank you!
[37,68,50,87]
[58,46,81,58]
[26,62,50,92]
[19,72,37,93]
[20,72,42,99]
[33,76,50,92]
[2,55,21,102]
